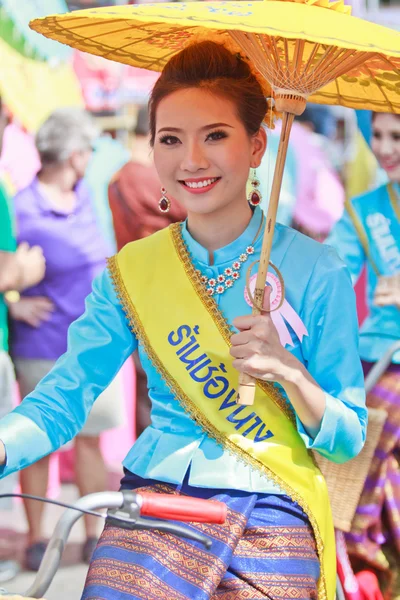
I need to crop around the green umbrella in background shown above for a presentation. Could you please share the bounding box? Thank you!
[0,0,71,61]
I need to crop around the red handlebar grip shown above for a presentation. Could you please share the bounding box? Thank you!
[138,493,227,524]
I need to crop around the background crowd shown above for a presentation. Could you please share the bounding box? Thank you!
[0,0,399,599]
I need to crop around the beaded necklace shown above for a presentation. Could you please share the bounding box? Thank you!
[195,213,265,297]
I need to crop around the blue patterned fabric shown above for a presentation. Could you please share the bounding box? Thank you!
[81,471,320,600]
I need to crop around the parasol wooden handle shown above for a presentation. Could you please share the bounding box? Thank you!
[236,111,295,406]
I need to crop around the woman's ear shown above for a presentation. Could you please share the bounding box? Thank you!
[250,126,267,169]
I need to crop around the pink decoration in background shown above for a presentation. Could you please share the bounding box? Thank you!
[244,273,308,347]
[356,571,384,600]
[0,123,40,192]
[276,121,345,236]
[73,51,159,111]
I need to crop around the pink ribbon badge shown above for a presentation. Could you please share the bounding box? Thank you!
[244,273,308,348]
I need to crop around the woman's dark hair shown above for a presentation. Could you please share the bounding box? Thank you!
[149,41,267,146]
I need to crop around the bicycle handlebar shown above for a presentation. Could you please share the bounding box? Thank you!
[0,490,227,599]
[139,492,227,523]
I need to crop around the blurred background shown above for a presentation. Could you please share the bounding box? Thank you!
[0,0,399,598]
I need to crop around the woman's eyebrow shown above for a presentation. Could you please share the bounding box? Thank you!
[157,122,234,134]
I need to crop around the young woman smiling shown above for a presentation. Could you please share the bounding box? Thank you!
[0,41,366,600]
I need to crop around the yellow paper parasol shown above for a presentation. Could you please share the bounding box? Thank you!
[30,0,400,405]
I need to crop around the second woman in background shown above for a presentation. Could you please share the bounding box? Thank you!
[327,111,400,593]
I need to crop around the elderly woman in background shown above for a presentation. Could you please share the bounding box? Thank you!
[7,108,124,571]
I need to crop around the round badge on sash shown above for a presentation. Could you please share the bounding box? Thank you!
[244,272,308,347]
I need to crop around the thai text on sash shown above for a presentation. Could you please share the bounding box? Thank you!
[168,323,274,442]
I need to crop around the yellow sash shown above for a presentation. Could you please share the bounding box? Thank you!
[108,224,336,600]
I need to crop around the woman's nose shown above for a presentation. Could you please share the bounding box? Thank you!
[180,142,209,172]
[379,136,394,157]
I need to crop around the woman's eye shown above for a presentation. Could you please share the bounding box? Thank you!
[206,130,228,142]
[372,131,381,140]
[159,135,180,146]
[391,133,400,142]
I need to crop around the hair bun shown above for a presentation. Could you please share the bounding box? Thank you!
[149,40,275,146]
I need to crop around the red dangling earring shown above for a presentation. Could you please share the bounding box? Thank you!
[158,187,171,213]
[248,170,262,207]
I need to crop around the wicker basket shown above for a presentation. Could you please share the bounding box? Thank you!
[314,407,387,532]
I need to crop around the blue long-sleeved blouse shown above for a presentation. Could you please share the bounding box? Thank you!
[0,207,367,491]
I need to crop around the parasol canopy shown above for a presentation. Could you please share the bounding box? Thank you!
[30,0,400,114]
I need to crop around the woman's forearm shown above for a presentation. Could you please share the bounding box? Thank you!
[0,252,24,293]
[278,359,326,437]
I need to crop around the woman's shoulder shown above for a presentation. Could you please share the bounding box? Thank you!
[276,221,337,262]
[276,222,347,281]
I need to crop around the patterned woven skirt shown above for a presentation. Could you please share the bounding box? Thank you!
[346,363,400,592]
[81,472,320,600]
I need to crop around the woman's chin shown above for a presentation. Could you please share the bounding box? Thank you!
[382,165,400,183]
[389,173,400,185]
[181,196,227,216]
